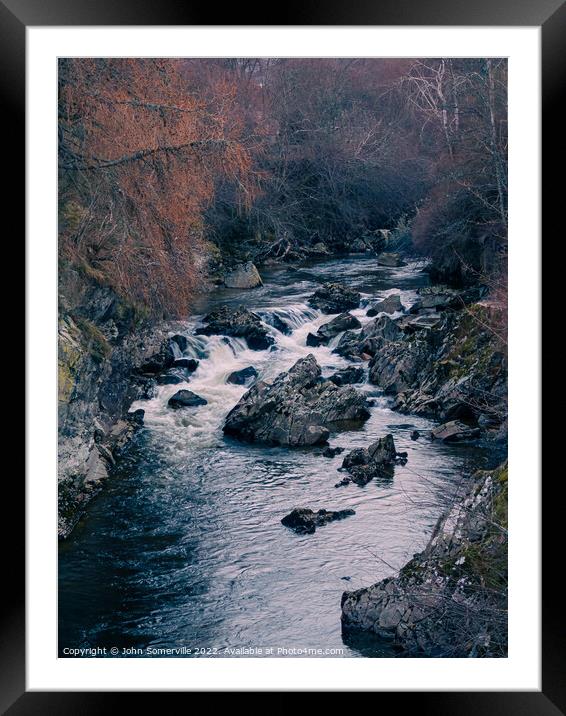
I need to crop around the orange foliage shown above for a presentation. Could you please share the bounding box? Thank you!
[59,58,254,317]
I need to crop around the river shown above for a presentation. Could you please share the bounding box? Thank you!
[58,256,500,657]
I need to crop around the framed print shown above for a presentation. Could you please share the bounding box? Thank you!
[6,0,558,708]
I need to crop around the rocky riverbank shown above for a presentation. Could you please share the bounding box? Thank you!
[58,276,179,538]
[341,462,508,657]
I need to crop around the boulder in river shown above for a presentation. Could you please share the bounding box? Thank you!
[263,313,292,335]
[223,354,371,447]
[126,408,145,426]
[308,282,361,314]
[366,294,403,317]
[138,339,176,375]
[195,305,274,351]
[156,367,191,385]
[334,314,403,359]
[430,420,480,442]
[306,332,329,347]
[376,252,406,268]
[170,334,189,352]
[223,262,263,289]
[329,366,365,386]
[281,507,355,535]
[168,389,208,409]
[337,434,398,486]
[226,366,258,385]
[322,446,345,458]
[173,357,199,371]
[317,312,362,341]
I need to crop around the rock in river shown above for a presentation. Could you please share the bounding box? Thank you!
[223,261,263,289]
[281,507,355,535]
[223,354,371,447]
[308,282,361,314]
[306,332,328,347]
[317,312,361,340]
[168,389,208,409]
[366,294,403,317]
[376,252,406,267]
[173,357,199,371]
[329,366,365,386]
[156,367,191,385]
[431,420,480,442]
[226,366,258,385]
[195,305,274,351]
[337,434,398,487]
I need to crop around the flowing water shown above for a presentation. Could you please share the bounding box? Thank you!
[58,256,501,658]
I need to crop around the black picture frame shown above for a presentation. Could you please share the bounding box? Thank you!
[7,0,557,708]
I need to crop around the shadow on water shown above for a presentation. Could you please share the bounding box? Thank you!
[58,256,503,658]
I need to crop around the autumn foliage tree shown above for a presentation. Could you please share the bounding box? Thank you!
[58,58,254,317]
[59,58,507,320]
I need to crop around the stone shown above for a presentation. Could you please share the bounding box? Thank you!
[431,420,481,442]
[126,408,145,426]
[334,314,403,359]
[317,312,362,341]
[308,282,361,314]
[337,434,397,486]
[322,446,345,458]
[155,368,191,385]
[306,332,329,347]
[376,252,406,267]
[366,294,403,317]
[170,334,189,352]
[226,366,258,385]
[223,354,370,447]
[224,261,263,289]
[328,367,365,386]
[310,242,331,255]
[410,430,420,441]
[167,390,208,409]
[173,357,199,371]
[281,507,356,535]
[155,368,190,385]
[195,305,274,351]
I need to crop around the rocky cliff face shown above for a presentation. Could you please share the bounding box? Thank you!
[58,279,166,538]
[368,307,507,432]
[341,463,508,657]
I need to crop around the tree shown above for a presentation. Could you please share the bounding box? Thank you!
[59,58,254,317]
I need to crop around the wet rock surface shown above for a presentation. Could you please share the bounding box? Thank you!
[317,312,362,341]
[366,294,403,317]
[431,420,481,442]
[224,261,263,289]
[223,354,371,447]
[281,507,356,535]
[328,366,365,386]
[308,282,361,314]
[376,252,405,267]
[168,389,208,409]
[196,305,274,351]
[226,366,258,385]
[336,434,398,487]
[156,367,192,385]
[334,314,403,359]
